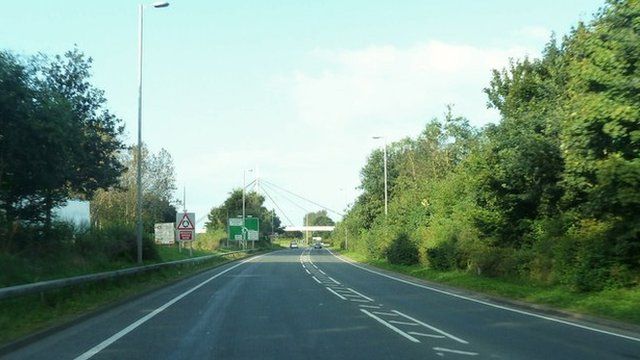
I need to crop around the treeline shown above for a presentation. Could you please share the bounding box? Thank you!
[336,0,640,291]
[0,49,123,249]
[0,47,178,264]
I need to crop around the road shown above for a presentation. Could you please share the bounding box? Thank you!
[4,248,640,359]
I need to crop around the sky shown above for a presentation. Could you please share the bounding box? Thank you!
[1,0,604,229]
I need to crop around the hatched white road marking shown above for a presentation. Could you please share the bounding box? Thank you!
[392,310,468,344]
[432,347,478,356]
[328,249,640,343]
[326,287,347,300]
[360,309,420,343]
[327,276,341,285]
[372,311,399,316]
[389,320,420,326]
[347,288,374,302]
[311,276,322,284]
[408,331,445,339]
[359,304,382,309]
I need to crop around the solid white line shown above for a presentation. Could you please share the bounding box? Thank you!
[392,310,468,344]
[432,347,478,356]
[360,309,420,343]
[358,304,381,309]
[408,331,445,338]
[389,320,420,326]
[327,250,640,343]
[74,254,265,360]
[312,276,322,284]
[347,288,374,302]
[326,287,347,300]
[372,311,399,317]
[327,276,341,285]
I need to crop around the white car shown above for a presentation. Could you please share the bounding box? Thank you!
[289,242,299,249]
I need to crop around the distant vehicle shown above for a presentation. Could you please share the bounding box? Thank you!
[313,242,322,249]
[289,241,299,249]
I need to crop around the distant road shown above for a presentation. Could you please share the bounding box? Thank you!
[5,248,640,359]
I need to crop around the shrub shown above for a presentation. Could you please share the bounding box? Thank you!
[76,224,159,262]
[386,233,419,265]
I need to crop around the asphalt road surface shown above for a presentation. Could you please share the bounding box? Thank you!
[4,248,640,359]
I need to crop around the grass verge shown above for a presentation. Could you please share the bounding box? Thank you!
[0,251,253,347]
[337,250,640,326]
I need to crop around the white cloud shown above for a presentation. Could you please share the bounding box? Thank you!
[285,40,538,134]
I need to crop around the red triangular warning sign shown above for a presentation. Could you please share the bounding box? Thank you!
[177,213,194,230]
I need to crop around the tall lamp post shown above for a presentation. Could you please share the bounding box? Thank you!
[372,136,388,216]
[242,168,254,249]
[340,188,348,250]
[136,1,170,264]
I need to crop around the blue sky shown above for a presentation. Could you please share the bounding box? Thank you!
[1,0,603,228]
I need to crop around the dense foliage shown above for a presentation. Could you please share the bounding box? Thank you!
[0,48,125,251]
[336,0,640,291]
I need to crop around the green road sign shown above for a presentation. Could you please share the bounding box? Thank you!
[228,217,259,241]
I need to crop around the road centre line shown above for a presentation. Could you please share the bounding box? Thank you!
[326,287,347,300]
[312,276,322,284]
[347,288,374,302]
[392,310,468,344]
[327,250,640,343]
[73,253,266,360]
[360,309,420,343]
[432,347,478,356]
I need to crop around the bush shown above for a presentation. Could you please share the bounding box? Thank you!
[386,233,419,265]
[193,230,225,251]
[426,240,457,270]
[76,224,159,262]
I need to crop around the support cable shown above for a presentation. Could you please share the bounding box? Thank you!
[261,182,310,214]
[260,185,295,227]
[262,179,343,217]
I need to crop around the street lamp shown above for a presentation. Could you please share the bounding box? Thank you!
[136,1,170,264]
[372,136,388,216]
[242,169,254,249]
[339,188,348,250]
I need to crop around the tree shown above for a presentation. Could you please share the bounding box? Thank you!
[560,1,640,266]
[205,189,282,237]
[0,48,125,241]
[90,145,178,232]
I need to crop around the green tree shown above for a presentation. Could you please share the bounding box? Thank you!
[90,145,178,232]
[205,189,282,237]
[0,48,124,244]
[561,0,640,266]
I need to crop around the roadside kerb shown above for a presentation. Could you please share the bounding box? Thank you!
[0,250,255,300]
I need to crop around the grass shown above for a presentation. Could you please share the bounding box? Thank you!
[0,250,253,347]
[337,250,640,326]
